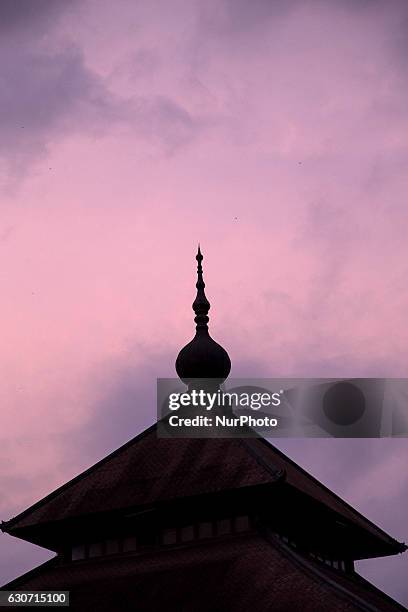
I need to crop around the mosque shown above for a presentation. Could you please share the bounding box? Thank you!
[1,248,406,611]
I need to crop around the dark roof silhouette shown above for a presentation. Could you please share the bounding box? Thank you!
[3,506,406,612]
[2,425,404,558]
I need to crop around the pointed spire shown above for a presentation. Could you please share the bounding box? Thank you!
[175,247,231,385]
[193,244,210,333]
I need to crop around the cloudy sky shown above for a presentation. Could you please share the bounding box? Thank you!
[1,0,408,605]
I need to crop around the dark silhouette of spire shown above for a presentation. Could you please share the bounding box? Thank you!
[192,245,210,332]
[176,246,231,385]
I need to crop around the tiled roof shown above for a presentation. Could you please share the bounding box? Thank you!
[2,425,405,555]
[3,427,278,529]
[2,533,406,612]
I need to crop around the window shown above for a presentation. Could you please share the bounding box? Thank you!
[180,525,195,542]
[162,528,177,546]
[308,551,347,572]
[235,516,250,532]
[105,538,119,555]
[122,535,137,552]
[88,542,103,558]
[71,544,85,561]
[198,521,213,539]
[216,518,232,536]
[69,513,255,562]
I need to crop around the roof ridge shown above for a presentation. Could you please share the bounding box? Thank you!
[238,438,286,482]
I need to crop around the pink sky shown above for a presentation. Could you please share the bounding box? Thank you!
[1,0,408,604]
